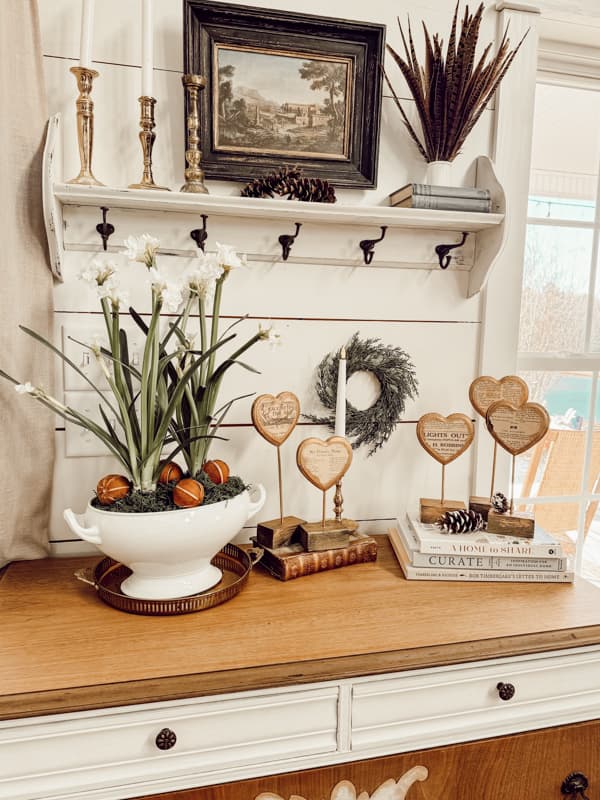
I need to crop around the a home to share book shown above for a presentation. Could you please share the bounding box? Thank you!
[389,183,492,212]
[389,514,574,583]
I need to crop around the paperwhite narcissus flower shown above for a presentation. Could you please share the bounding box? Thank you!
[79,257,118,288]
[15,382,35,394]
[258,323,283,348]
[215,242,246,273]
[148,268,183,313]
[183,254,225,303]
[123,233,160,268]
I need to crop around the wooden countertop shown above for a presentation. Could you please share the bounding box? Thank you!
[3,536,600,721]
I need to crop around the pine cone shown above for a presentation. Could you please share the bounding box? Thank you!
[437,509,485,534]
[240,166,336,203]
[491,492,509,514]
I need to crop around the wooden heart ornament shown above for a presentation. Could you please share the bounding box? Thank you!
[416,413,474,465]
[486,401,550,455]
[296,436,353,491]
[251,392,301,447]
[469,375,529,418]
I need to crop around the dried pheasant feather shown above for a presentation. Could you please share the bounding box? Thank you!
[384,2,527,163]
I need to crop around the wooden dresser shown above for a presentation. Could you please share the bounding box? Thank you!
[2,536,600,800]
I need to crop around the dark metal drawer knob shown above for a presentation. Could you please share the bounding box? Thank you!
[155,727,177,750]
[562,772,590,799]
[496,682,516,701]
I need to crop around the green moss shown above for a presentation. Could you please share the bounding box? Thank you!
[91,471,247,513]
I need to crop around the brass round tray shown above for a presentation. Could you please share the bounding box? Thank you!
[75,543,260,616]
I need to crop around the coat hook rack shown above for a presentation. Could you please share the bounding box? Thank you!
[190,214,208,252]
[279,222,302,261]
[435,231,469,269]
[95,206,115,251]
[359,226,387,265]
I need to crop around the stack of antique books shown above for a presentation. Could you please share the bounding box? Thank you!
[253,530,378,581]
[390,513,574,583]
[389,183,491,213]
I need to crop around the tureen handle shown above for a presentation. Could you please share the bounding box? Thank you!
[246,484,267,520]
[63,509,102,545]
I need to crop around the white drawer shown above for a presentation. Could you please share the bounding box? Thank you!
[0,686,338,800]
[352,649,600,753]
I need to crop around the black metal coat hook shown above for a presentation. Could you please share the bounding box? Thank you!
[96,207,115,251]
[190,214,208,252]
[435,231,469,269]
[279,222,302,261]
[359,226,387,265]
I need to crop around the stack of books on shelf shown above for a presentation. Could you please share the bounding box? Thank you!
[252,531,378,581]
[389,183,491,213]
[389,514,574,583]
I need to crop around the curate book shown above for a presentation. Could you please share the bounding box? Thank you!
[405,513,564,558]
[389,183,490,206]
[390,525,574,583]
[398,519,568,571]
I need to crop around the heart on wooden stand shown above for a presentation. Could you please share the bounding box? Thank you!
[469,375,529,418]
[485,401,550,538]
[251,392,301,447]
[416,413,474,524]
[296,436,356,552]
[485,401,549,455]
[251,392,305,549]
[468,375,529,518]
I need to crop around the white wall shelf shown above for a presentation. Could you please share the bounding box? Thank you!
[44,115,507,297]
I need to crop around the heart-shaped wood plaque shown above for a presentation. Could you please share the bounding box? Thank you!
[486,401,550,455]
[296,436,353,491]
[469,375,529,418]
[416,413,474,465]
[251,392,301,447]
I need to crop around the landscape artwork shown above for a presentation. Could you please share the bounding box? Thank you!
[213,44,353,160]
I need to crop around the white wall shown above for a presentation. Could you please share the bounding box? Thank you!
[37,0,534,553]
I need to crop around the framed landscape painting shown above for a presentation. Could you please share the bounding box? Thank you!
[184,1,385,187]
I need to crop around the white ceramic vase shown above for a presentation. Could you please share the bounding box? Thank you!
[424,160,452,186]
[64,485,266,600]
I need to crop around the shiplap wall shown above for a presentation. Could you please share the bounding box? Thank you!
[37,0,534,553]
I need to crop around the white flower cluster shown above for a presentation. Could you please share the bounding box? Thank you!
[123,233,160,268]
[79,257,129,309]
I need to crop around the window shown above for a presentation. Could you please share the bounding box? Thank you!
[517,81,600,582]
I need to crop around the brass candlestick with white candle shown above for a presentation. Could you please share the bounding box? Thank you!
[416,413,474,523]
[334,347,346,522]
[252,392,305,548]
[129,0,169,190]
[296,436,356,551]
[67,0,103,186]
[468,375,528,520]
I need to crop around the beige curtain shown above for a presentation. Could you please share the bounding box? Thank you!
[0,0,54,566]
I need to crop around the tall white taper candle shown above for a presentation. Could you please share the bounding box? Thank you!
[141,0,154,97]
[79,0,95,68]
[335,347,347,437]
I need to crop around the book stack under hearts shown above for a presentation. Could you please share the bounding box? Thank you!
[389,514,574,583]
[389,183,492,212]
[252,532,378,581]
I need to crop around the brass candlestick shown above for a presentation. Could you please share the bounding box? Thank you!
[181,74,208,193]
[334,480,343,522]
[129,96,169,191]
[67,66,104,186]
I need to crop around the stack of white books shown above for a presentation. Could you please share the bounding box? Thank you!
[390,513,574,583]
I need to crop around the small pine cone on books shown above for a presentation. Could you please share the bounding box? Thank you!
[438,509,485,534]
[491,492,509,514]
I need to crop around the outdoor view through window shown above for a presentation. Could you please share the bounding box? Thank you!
[517,81,600,582]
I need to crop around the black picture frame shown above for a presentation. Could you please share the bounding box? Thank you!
[183,0,385,188]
